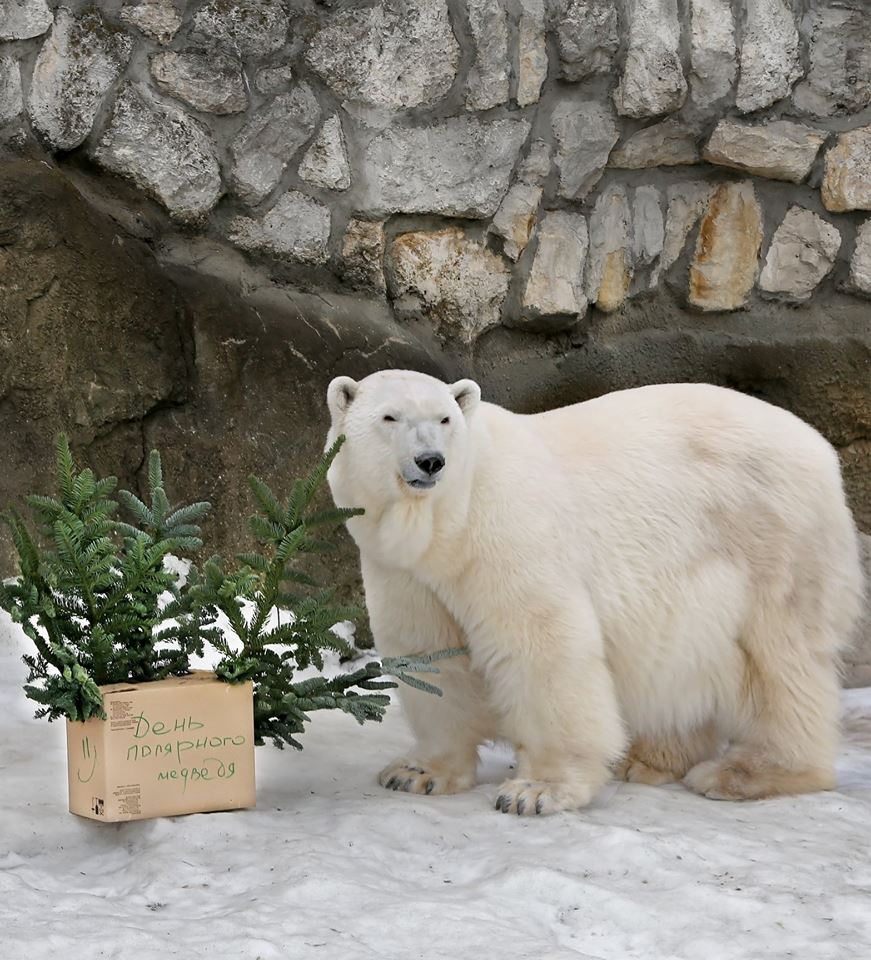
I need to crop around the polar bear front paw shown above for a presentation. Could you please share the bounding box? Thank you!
[494,778,593,816]
[378,758,476,796]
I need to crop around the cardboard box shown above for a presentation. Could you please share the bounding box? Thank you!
[66,671,256,822]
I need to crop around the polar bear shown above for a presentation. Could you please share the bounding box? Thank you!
[326,370,864,815]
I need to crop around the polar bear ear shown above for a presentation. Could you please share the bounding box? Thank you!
[451,379,481,415]
[327,377,358,421]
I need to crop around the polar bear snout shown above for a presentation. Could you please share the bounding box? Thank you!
[414,453,445,477]
[402,450,445,490]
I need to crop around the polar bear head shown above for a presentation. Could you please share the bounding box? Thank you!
[326,370,481,506]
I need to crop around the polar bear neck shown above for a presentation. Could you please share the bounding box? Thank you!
[341,420,486,577]
[361,454,477,574]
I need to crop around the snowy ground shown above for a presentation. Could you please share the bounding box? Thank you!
[2,614,871,960]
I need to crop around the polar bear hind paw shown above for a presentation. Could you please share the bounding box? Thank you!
[613,756,677,786]
[684,757,835,801]
[378,758,475,795]
[494,778,594,816]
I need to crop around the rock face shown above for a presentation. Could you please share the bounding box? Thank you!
[305,0,459,111]
[298,115,351,192]
[522,211,589,328]
[466,0,509,111]
[614,0,687,118]
[758,207,841,302]
[736,0,801,114]
[230,85,321,206]
[793,6,871,117]
[341,219,386,293]
[387,228,510,343]
[688,181,763,311]
[517,0,547,107]
[0,57,23,126]
[150,50,248,115]
[703,120,825,184]
[552,0,619,82]
[822,127,871,213]
[227,191,330,264]
[0,159,193,573]
[609,118,699,169]
[849,219,871,296]
[190,0,289,58]
[28,8,133,151]
[652,181,714,286]
[0,0,52,40]
[119,0,181,45]
[843,533,871,688]
[689,0,736,108]
[94,83,222,222]
[359,117,530,218]
[489,182,543,261]
[553,100,619,199]
[585,184,633,312]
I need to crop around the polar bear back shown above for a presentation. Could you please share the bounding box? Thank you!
[470,382,843,545]
[460,381,858,644]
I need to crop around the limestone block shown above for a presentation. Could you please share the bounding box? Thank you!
[758,206,841,302]
[387,228,510,343]
[688,181,763,311]
[703,120,825,184]
[228,191,330,264]
[93,83,222,223]
[822,127,871,213]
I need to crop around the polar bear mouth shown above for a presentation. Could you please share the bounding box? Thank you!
[405,477,437,491]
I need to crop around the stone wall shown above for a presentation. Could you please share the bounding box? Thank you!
[0,0,869,661]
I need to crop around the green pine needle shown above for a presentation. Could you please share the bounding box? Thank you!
[0,436,213,723]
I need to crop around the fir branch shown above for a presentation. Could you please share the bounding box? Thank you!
[379,647,470,697]
[0,435,212,723]
[248,476,285,526]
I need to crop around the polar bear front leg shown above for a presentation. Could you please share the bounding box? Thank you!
[363,559,495,796]
[483,598,627,816]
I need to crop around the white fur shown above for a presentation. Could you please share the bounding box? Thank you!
[326,371,864,815]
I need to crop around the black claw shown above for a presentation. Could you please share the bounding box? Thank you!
[402,778,412,791]
[385,776,398,790]
[535,797,544,815]
[495,794,506,811]
[516,798,526,816]
[425,779,434,795]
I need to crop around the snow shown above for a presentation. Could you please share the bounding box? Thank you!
[2,610,871,960]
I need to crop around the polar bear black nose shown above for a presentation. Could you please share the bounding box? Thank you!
[415,453,445,476]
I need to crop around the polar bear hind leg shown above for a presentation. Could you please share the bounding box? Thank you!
[615,721,721,785]
[685,597,846,801]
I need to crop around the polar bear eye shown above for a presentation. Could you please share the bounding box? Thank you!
[441,417,450,425]
[383,415,397,423]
